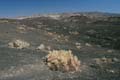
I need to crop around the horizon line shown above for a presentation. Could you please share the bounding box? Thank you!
[0,11,120,19]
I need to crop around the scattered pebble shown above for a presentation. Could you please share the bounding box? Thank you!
[112,58,119,62]
[69,31,79,35]
[76,46,81,49]
[36,44,45,50]
[47,32,54,36]
[85,43,92,47]
[75,42,81,46]
[87,29,96,35]
[75,42,82,49]
[108,69,115,73]
[93,57,119,64]
[107,49,114,53]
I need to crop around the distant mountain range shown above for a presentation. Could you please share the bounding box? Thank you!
[15,12,120,20]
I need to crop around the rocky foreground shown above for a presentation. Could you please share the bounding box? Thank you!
[0,12,120,80]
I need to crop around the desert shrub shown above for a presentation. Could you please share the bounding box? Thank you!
[8,39,30,49]
[43,50,81,73]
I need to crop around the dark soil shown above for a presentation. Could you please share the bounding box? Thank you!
[0,13,120,80]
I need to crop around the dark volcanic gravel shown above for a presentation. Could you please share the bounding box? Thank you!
[0,15,120,80]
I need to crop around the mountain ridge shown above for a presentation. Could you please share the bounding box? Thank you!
[14,12,120,20]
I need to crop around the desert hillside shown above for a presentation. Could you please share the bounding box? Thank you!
[0,12,120,80]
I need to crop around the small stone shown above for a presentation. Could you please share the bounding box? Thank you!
[69,31,79,35]
[107,50,113,53]
[87,29,96,35]
[96,45,101,48]
[19,68,24,72]
[46,46,51,50]
[94,57,113,64]
[76,46,81,49]
[47,32,54,36]
[36,44,45,50]
[108,69,115,73]
[75,42,81,46]
[112,58,119,62]
[85,43,92,47]
[93,58,102,64]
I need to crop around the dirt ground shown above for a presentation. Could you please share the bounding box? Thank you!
[0,16,120,80]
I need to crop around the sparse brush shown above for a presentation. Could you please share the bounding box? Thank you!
[8,39,30,49]
[43,50,81,73]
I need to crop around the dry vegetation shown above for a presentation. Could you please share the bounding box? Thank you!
[8,39,30,49]
[44,50,81,73]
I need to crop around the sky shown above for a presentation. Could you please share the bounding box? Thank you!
[0,0,120,17]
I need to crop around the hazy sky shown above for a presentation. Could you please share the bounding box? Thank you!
[0,0,120,17]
